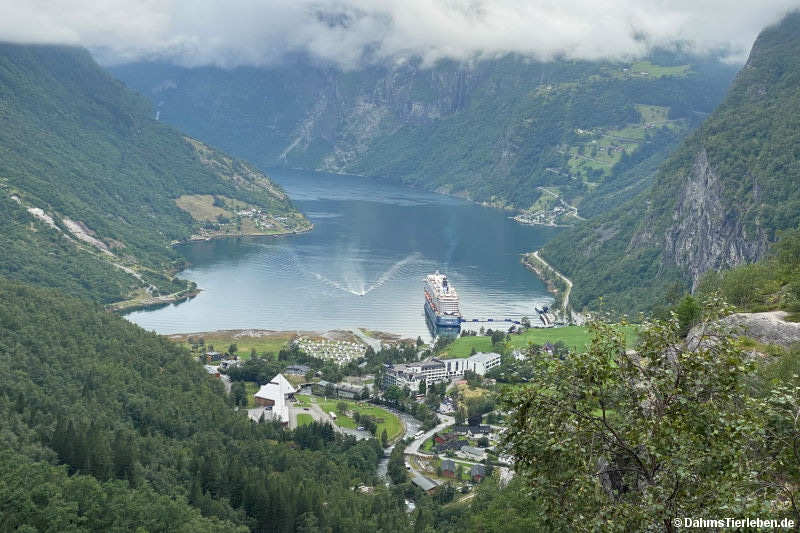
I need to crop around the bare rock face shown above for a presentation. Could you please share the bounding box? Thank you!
[662,149,768,289]
[687,311,800,350]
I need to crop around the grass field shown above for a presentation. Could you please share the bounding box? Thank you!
[316,398,403,440]
[171,330,294,360]
[296,413,314,427]
[294,394,313,407]
[441,325,639,358]
[630,60,690,78]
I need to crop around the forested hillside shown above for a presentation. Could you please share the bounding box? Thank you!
[541,12,800,313]
[0,278,411,532]
[112,52,736,213]
[0,44,308,306]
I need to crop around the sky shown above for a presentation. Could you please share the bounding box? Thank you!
[1,1,798,68]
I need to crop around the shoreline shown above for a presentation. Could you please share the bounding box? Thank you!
[108,287,202,313]
[522,251,574,320]
[167,327,415,347]
[171,223,314,247]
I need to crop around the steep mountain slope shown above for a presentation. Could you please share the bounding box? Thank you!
[0,278,411,531]
[0,44,309,306]
[540,12,800,313]
[112,53,736,213]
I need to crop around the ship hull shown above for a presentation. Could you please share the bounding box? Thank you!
[424,300,461,327]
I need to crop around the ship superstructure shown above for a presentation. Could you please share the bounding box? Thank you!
[424,271,462,327]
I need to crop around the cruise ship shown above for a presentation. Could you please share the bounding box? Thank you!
[424,271,462,327]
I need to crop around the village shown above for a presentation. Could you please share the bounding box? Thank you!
[199,337,512,501]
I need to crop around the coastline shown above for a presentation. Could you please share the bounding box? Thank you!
[171,223,314,247]
[522,251,575,321]
[108,287,202,313]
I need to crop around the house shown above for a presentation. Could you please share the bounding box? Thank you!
[270,373,297,399]
[453,425,492,437]
[284,364,310,376]
[471,464,486,482]
[436,439,469,453]
[205,351,222,361]
[440,459,456,478]
[383,352,502,389]
[336,382,367,399]
[312,380,366,399]
[253,373,295,425]
[460,445,486,461]
[411,474,438,494]
[219,359,240,371]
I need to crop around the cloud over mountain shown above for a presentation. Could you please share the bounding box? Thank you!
[2,1,798,67]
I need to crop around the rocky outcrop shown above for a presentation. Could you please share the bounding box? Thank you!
[661,149,768,288]
[688,311,800,350]
[629,147,770,290]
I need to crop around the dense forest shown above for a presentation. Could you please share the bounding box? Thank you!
[0,279,413,532]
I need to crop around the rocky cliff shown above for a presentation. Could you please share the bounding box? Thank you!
[541,11,800,313]
[639,149,770,288]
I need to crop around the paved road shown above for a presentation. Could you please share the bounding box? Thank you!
[404,413,455,479]
[405,413,454,456]
[532,250,573,313]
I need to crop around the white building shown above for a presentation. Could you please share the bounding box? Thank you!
[466,352,502,375]
[252,373,295,425]
[382,352,502,389]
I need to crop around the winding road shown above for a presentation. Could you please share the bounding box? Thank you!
[531,250,573,314]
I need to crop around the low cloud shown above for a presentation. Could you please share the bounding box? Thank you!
[1,1,798,68]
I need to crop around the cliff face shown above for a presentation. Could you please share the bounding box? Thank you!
[299,63,479,172]
[112,54,735,210]
[650,149,769,288]
[541,11,800,313]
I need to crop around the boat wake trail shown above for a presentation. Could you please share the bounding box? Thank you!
[309,272,366,296]
[310,252,421,296]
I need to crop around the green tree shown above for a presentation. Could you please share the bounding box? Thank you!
[231,382,247,407]
[759,379,800,524]
[455,407,466,426]
[673,294,702,336]
[381,429,388,448]
[504,305,765,531]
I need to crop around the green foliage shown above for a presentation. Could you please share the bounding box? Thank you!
[113,53,735,211]
[673,294,702,336]
[695,228,800,312]
[0,43,304,305]
[502,308,770,530]
[0,451,245,533]
[0,278,411,532]
[387,444,408,485]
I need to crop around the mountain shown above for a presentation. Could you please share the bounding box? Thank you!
[540,11,800,314]
[0,43,309,306]
[111,52,737,214]
[0,277,412,531]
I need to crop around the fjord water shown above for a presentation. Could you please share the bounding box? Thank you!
[126,170,558,339]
